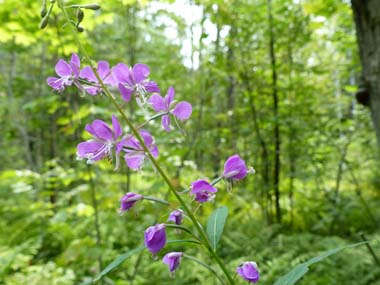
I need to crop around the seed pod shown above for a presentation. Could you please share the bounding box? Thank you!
[39,16,49,29]
[76,8,84,23]
[40,0,47,18]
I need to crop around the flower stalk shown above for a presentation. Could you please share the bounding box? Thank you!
[56,1,235,283]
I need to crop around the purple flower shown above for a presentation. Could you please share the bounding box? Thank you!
[77,115,123,167]
[168,209,183,225]
[47,53,81,92]
[236,262,260,283]
[121,130,158,170]
[190,179,217,203]
[144,223,166,255]
[119,192,143,213]
[80,61,117,95]
[113,63,160,104]
[149,87,192,132]
[162,252,183,272]
[222,154,248,180]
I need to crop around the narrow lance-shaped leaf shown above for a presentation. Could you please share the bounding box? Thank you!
[274,241,369,285]
[94,239,200,282]
[206,206,228,251]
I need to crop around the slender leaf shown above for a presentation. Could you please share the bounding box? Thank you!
[94,239,200,282]
[274,241,369,285]
[206,206,229,251]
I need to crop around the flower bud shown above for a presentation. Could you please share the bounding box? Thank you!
[236,261,260,283]
[168,209,183,225]
[39,16,49,29]
[190,179,217,203]
[40,0,47,18]
[80,3,101,10]
[76,8,84,23]
[144,224,166,255]
[77,25,84,32]
[222,154,248,181]
[119,192,143,213]
[163,252,183,272]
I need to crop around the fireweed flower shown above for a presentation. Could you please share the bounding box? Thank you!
[190,179,218,203]
[76,115,123,168]
[236,261,260,283]
[144,223,166,255]
[47,53,81,92]
[121,130,158,170]
[149,87,192,132]
[113,63,160,104]
[168,209,183,225]
[162,252,183,272]
[119,192,143,214]
[79,61,117,95]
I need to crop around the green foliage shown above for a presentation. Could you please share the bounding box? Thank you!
[206,206,229,252]
[0,0,379,284]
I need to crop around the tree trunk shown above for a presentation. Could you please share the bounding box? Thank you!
[268,0,282,223]
[351,0,380,148]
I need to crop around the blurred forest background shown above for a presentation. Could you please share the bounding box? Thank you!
[1,0,380,284]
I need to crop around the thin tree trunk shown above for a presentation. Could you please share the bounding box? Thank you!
[267,0,281,223]
[351,0,380,150]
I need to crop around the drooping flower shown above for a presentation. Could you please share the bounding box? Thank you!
[113,63,160,104]
[77,115,123,168]
[236,261,260,283]
[144,223,166,255]
[149,87,192,132]
[190,179,217,203]
[168,209,183,225]
[121,130,158,170]
[119,192,143,213]
[222,154,248,180]
[47,53,81,92]
[162,252,184,272]
[80,61,117,95]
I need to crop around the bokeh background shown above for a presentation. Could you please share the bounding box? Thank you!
[1,0,379,284]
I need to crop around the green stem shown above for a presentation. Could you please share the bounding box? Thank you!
[165,224,201,242]
[143,196,170,206]
[137,112,168,129]
[57,2,234,283]
[183,254,226,285]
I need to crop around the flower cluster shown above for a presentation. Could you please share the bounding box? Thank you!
[48,53,259,282]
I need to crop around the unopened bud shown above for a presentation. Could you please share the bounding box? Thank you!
[76,8,84,23]
[40,0,47,18]
[81,3,101,10]
[77,25,84,32]
[39,16,49,29]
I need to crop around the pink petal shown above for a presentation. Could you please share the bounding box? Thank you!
[112,115,122,139]
[55,60,72,77]
[80,66,97,82]
[70,53,80,77]
[86,120,113,141]
[172,101,192,120]
[165,86,175,107]
[162,114,171,132]
[77,141,103,158]
[132,63,150,83]
[124,154,145,170]
[118,83,132,102]
[97,61,110,79]
[149,94,166,112]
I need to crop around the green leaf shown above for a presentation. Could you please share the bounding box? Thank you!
[274,241,369,285]
[93,239,200,282]
[93,245,145,282]
[206,206,229,251]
